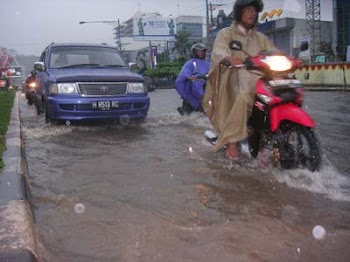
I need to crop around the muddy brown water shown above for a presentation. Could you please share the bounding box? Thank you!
[19,90,350,261]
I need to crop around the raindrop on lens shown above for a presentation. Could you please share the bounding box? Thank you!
[119,115,130,125]
[312,225,326,240]
[74,203,85,214]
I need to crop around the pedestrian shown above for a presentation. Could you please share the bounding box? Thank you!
[175,43,210,115]
[202,0,275,159]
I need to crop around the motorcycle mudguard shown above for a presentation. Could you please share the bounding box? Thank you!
[270,104,315,132]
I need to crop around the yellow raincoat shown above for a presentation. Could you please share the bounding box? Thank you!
[203,21,275,152]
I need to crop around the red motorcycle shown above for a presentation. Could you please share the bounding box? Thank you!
[229,40,322,172]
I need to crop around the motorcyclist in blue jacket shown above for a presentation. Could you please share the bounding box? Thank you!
[175,43,210,115]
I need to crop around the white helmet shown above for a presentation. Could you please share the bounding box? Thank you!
[191,43,207,55]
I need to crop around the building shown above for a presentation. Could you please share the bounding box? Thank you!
[258,18,333,59]
[208,0,346,62]
[175,16,204,42]
[336,0,350,60]
[112,14,206,64]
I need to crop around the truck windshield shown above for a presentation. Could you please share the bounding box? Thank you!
[49,46,126,69]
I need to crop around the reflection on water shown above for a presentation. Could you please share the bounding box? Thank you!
[19,91,350,261]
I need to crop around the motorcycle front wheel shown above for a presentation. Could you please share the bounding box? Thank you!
[276,123,322,172]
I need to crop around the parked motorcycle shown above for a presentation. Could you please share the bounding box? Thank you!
[206,41,322,172]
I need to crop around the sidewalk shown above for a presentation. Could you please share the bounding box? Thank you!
[0,92,38,261]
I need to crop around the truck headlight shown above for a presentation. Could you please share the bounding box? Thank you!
[50,83,78,95]
[127,82,146,93]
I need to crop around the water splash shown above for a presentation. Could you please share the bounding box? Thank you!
[144,111,212,129]
[273,156,350,202]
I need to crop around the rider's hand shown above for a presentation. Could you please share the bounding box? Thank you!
[187,75,197,81]
[221,56,243,66]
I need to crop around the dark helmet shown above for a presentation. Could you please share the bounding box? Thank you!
[191,43,207,55]
[233,0,264,21]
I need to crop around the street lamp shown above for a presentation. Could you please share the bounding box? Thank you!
[79,20,122,50]
[79,20,118,25]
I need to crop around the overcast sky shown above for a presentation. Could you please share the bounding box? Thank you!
[1,0,332,56]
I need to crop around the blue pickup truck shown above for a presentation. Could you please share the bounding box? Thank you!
[34,43,150,124]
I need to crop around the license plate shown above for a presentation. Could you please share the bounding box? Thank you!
[92,101,119,110]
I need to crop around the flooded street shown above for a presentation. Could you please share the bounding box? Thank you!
[19,90,350,262]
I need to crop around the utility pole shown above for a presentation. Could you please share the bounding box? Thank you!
[305,0,321,62]
[205,0,210,44]
[117,19,122,51]
[209,3,214,27]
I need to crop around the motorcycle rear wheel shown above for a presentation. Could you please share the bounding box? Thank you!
[277,123,322,172]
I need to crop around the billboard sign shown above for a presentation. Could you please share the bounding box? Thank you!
[133,14,176,41]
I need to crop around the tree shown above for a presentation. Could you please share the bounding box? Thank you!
[143,57,187,80]
[173,31,191,56]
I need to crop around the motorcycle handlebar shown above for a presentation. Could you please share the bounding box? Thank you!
[220,61,246,68]
[221,55,304,72]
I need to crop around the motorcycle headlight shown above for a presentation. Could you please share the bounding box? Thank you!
[258,94,273,104]
[127,82,146,93]
[28,82,36,88]
[262,56,292,71]
[49,83,78,95]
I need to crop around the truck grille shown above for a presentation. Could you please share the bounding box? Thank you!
[78,82,127,97]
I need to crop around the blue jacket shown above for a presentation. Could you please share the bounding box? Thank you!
[175,58,210,109]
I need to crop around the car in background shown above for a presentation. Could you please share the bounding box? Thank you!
[34,43,150,124]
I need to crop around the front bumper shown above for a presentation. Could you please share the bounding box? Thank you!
[46,95,150,121]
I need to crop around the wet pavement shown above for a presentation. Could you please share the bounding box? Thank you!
[19,89,350,262]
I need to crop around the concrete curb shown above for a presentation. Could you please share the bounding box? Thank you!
[0,92,38,261]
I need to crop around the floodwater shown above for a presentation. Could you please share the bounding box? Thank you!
[19,90,350,262]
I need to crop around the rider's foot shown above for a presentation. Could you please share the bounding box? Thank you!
[177,106,192,115]
[225,142,240,160]
[177,107,184,115]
